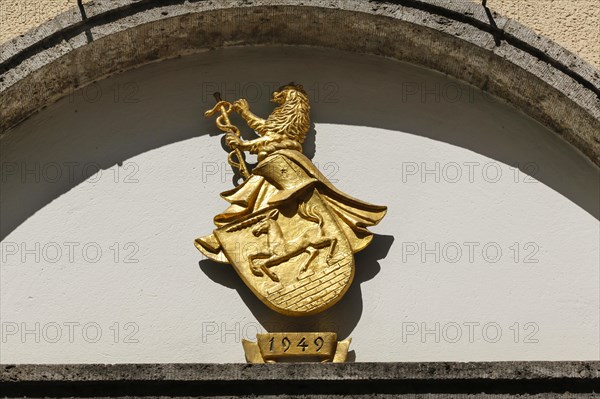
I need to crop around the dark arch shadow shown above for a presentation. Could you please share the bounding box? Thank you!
[199,234,394,342]
[1,46,597,244]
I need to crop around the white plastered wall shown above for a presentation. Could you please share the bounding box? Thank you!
[0,47,598,363]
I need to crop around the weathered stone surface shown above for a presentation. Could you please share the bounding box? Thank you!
[1,362,599,397]
[0,0,598,167]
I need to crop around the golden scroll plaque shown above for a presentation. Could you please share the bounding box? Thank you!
[242,333,351,363]
[197,83,386,362]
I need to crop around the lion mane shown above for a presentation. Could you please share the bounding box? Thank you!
[263,85,310,145]
[238,84,310,156]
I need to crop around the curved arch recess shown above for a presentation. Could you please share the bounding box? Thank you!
[0,0,599,165]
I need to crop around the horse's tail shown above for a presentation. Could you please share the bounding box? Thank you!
[298,202,324,227]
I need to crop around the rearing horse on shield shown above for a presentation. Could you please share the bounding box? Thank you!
[249,204,337,282]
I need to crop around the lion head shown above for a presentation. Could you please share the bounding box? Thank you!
[265,82,310,145]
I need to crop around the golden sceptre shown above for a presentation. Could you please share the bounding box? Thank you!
[204,92,250,178]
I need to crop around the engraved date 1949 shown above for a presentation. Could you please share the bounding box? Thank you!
[269,335,325,353]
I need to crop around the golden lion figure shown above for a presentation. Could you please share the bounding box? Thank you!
[197,83,386,286]
[225,84,310,160]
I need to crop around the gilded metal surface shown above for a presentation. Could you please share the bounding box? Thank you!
[204,93,250,178]
[242,333,351,363]
[197,83,387,316]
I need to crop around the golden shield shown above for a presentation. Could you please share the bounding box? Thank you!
[213,189,354,316]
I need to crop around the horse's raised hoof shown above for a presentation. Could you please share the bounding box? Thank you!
[250,265,264,277]
[297,268,311,280]
[263,268,280,282]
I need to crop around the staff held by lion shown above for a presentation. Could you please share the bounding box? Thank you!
[204,92,251,178]
[204,82,311,177]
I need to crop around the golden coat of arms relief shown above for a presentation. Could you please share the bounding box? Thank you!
[196,83,386,362]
